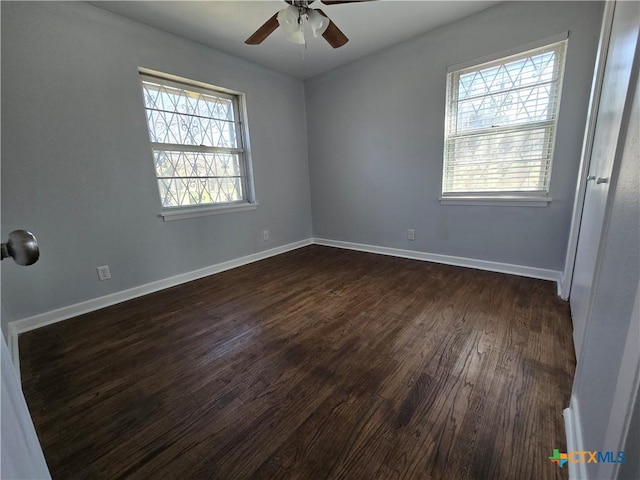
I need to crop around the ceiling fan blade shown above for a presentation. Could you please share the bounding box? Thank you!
[321,0,376,4]
[245,13,279,45]
[317,10,349,48]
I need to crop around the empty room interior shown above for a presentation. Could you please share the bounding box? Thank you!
[1,1,638,479]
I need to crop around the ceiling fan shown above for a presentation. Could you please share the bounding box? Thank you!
[245,0,375,49]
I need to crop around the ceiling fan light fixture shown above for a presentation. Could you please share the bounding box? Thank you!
[277,6,300,34]
[307,10,329,38]
[245,1,352,49]
[285,28,306,45]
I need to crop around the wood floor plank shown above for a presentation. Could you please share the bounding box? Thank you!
[19,245,575,479]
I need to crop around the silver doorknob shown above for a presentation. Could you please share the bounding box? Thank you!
[1,230,39,266]
[586,175,596,181]
[596,177,609,184]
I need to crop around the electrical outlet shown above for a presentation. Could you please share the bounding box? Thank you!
[262,229,269,241]
[407,229,415,241]
[97,265,111,281]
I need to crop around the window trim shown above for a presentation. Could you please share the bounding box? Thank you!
[138,68,257,219]
[438,195,552,207]
[441,33,569,206]
[160,202,259,222]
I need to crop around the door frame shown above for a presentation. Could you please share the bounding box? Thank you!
[563,2,640,477]
[604,282,640,479]
[560,1,615,301]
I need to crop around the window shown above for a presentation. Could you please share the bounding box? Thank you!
[139,70,255,217]
[442,38,567,205]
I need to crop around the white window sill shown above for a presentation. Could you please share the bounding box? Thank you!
[439,196,552,207]
[160,202,259,221]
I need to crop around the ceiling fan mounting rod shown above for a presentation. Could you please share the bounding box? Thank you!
[285,0,313,8]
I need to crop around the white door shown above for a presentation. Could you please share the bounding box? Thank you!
[0,70,51,478]
[569,1,639,360]
[1,331,51,479]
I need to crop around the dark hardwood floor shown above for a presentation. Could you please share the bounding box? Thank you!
[20,245,575,479]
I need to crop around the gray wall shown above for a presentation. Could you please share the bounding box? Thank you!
[1,1,605,322]
[574,67,639,479]
[1,2,312,320]
[305,1,603,271]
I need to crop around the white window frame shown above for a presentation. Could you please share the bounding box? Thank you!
[440,33,569,207]
[138,68,257,221]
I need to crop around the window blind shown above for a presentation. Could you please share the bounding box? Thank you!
[443,40,567,195]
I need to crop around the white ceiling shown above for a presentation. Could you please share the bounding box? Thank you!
[89,1,501,79]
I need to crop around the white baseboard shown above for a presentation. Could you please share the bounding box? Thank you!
[313,238,563,284]
[564,396,587,480]
[7,238,312,373]
[8,236,564,376]
[558,272,570,300]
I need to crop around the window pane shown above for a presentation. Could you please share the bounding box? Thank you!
[142,82,237,148]
[445,127,551,193]
[153,150,244,207]
[456,83,555,132]
[158,176,244,208]
[458,51,557,101]
[152,151,242,179]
